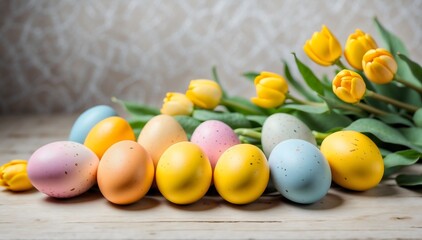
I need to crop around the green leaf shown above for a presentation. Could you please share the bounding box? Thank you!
[283,61,319,101]
[128,115,155,129]
[292,53,325,96]
[398,53,422,84]
[212,66,228,98]
[279,103,329,114]
[112,97,160,116]
[344,118,422,152]
[383,149,421,177]
[374,17,419,87]
[319,94,366,117]
[192,110,251,129]
[292,111,353,132]
[399,127,422,146]
[376,114,415,127]
[243,71,259,82]
[396,174,422,187]
[174,115,202,139]
[246,115,267,126]
[384,149,421,169]
[221,96,267,115]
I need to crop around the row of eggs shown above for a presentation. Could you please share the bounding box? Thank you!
[27,105,384,205]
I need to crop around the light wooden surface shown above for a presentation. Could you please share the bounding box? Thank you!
[1,115,421,240]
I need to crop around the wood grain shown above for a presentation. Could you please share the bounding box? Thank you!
[1,115,421,239]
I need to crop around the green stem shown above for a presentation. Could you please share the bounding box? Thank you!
[334,58,348,70]
[220,98,264,115]
[286,93,324,107]
[394,75,422,95]
[365,90,418,113]
[312,131,332,143]
[234,128,262,140]
[355,102,388,116]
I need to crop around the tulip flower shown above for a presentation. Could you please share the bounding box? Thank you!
[344,29,378,70]
[332,70,366,104]
[362,48,397,84]
[186,79,222,110]
[160,92,194,116]
[303,25,342,66]
[0,160,33,191]
[251,71,288,108]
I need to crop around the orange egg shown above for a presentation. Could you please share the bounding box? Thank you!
[97,140,154,205]
[138,115,187,167]
[84,116,136,159]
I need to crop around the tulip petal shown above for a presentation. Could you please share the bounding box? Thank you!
[8,173,32,191]
[256,84,284,99]
[304,42,332,66]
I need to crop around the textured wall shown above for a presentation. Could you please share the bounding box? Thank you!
[1,0,421,114]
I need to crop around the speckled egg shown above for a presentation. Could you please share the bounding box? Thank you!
[138,115,187,167]
[262,113,316,157]
[214,144,269,204]
[69,105,117,144]
[190,120,240,168]
[268,139,331,204]
[27,141,99,198]
[97,140,154,205]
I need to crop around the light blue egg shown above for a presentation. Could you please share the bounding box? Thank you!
[268,139,331,204]
[69,105,117,143]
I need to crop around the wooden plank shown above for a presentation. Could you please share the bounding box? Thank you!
[0,115,421,239]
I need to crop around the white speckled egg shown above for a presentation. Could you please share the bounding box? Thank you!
[27,141,99,198]
[262,113,316,157]
[190,120,240,168]
[268,139,331,204]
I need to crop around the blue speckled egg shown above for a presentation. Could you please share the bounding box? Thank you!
[69,105,117,143]
[268,139,331,204]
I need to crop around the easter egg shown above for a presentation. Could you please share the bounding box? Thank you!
[84,116,136,159]
[190,120,240,169]
[156,142,212,204]
[269,139,331,204]
[214,144,269,205]
[138,115,187,167]
[97,140,154,205]
[320,130,384,191]
[27,141,99,198]
[69,105,117,143]
[262,113,316,157]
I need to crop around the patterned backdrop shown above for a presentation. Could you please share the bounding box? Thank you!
[1,0,421,114]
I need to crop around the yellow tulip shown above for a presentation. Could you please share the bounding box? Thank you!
[332,70,366,104]
[160,92,194,116]
[362,48,398,84]
[186,79,222,110]
[0,160,33,191]
[251,72,288,108]
[344,29,378,70]
[303,25,342,66]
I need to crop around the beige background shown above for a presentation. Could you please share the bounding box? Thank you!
[1,0,421,114]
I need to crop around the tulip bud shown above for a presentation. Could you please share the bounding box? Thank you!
[251,71,288,108]
[362,48,397,84]
[332,70,366,104]
[344,29,378,70]
[303,25,342,66]
[186,79,222,110]
[160,92,194,116]
[0,160,33,191]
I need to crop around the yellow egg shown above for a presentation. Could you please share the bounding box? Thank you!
[156,142,212,205]
[214,144,269,205]
[138,115,187,167]
[84,116,136,159]
[97,140,154,205]
[320,130,384,191]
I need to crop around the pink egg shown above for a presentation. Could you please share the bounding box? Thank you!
[27,141,99,198]
[191,120,240,168]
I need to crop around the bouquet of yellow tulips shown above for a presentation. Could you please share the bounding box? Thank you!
[113,17,421,188]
